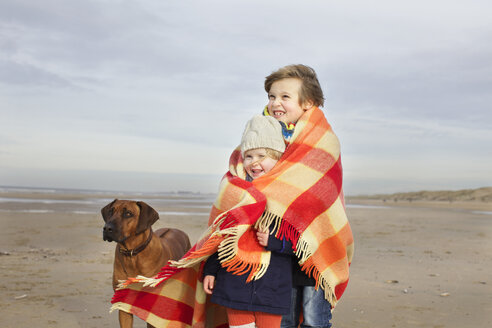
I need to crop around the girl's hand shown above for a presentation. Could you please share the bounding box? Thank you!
[257,228,269,247]
[203,275,215,294]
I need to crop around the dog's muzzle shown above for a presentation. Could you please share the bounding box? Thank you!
[103,222,118,242]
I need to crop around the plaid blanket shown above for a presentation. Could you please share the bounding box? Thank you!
[111,107,354,327]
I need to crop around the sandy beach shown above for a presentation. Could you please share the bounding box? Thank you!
[0,187,490,328]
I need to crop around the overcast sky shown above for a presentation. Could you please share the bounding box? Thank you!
[1,0,491,195]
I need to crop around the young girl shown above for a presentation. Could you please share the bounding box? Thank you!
[202,115,293,328]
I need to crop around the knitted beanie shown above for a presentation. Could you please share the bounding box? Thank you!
[240,115,286,156]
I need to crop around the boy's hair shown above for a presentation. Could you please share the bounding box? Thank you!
[264,64,324,108]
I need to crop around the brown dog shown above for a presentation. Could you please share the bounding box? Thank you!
[102,199,191,328]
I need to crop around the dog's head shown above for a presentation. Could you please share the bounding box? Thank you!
[101,199,159,243]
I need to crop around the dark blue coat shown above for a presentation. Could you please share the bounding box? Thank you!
[203,231,294,315]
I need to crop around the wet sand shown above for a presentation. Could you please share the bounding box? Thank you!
[0,189,490,327]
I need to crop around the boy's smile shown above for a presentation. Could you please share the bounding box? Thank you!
[267,78,312,125]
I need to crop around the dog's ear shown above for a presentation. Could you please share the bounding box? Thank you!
[101,199,117,222]
[136,201,159,234]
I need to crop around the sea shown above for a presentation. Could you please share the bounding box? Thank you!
[0,185,398,216]
[0,186,216,216]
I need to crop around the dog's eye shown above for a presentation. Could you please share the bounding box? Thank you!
[123,211,133,218]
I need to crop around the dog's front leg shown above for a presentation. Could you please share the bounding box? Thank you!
[119,310,133,328]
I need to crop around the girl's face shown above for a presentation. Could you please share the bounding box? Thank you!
[243,148,278,179]
[267,78,313,124]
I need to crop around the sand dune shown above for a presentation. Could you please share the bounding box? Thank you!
[351,186,492,202]
[347,187,492,213]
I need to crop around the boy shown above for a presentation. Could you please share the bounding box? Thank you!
[263,64,342,328]
[203,115,293,328]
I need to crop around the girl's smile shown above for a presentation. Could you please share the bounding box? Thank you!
[243,148,278,179]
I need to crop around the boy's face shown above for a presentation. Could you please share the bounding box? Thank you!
[243,148,279,180]
[267,78,313,125]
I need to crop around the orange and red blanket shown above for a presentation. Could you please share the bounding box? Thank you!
[111,107,354,327]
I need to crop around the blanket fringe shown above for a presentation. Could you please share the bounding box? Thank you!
[221,256,266,282]
[216,228,238,259]
[215,211,239,230]
[171,232,227,269]
[110,302,124,313]
[164,212,240,269]
[256,211,340,305]
[260,214,314,265]
[217,226,269,282]
[295,238,313,263]
[254,211,280,233]
[277,218,300,249]
[116,266,184,289]
[319,274,337,306]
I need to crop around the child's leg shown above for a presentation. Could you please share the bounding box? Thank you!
[254,311,282,328]
[226,308,255,328]
[227,308,282,328]
[280,286,302,328]
[301,286,332,328]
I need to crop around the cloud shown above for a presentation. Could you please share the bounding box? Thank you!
[0,0,491,194]
[0,59,72,86]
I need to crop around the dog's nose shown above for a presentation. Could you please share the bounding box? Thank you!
[103,222,116,241]
[103,222,114,233]
[103,222,115,233]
